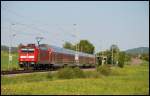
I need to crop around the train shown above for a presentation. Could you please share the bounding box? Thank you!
[18,44,96,69]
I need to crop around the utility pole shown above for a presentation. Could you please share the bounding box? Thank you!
[8,23,15,70]
[112,47,113,65]
[116,50,118,66]
[73,24,79,66]
[62,40,65,65]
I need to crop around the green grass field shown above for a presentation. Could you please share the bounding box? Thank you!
[1,61,149,95]
[1,51,20,71]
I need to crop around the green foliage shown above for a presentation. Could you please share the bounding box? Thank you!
[107,56,112,64]
[56,67,74,79]
[56,67,85,79]
[110,44,120,65]
[96,65,111,76]
[77,40,95,54]
[47,72,53,79]
[1,73,50,85]
[97,44,120,65]
[2,62,149,95]
[96,50,112,64]
[140,53,149,61]
[118,52,125,68]
[110,44,120,53]
[124,53,131,62]
[1,51,20,71]
[12,67,19,71]
[63,40,95,54]
[73,67,85,78]
[63,42,74,50]
[84,71,103,78]
[62,40,95,54]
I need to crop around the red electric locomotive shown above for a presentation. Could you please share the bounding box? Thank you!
[18,44,38,69]
[18,44,96,69]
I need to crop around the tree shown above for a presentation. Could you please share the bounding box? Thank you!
[124,53,131,62]
[118,52,125,68]
[140,53,149,61]
[1,45,9,52]
[76,40,95,54]
[62,40,95,54]
[63,42,74,50]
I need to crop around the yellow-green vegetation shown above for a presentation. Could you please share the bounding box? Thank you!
[1,51,20,71]
[96,64,111,76]
[56,67,85,79]
[1,61,149,95]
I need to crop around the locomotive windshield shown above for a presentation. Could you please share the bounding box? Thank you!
[21,48,34,53]
[39,47,48,50]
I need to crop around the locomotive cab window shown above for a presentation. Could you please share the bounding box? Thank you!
[28,49,34,52]
[21,48,34,53]
[39,47,48,51]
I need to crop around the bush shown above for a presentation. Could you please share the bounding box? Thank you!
[118,62,124,68]
[12,67,18,71]
[47,72,53,79]
[73,67,85,78]
[118,52,125,68]
[96,65,111,76]
[56,67,75,79]
[141,53,149,61]
[56,67,85,79]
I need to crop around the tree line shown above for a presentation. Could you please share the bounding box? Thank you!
[63,40,95,54]
[63,40,149,68]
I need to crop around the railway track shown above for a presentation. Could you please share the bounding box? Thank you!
[1,67,96,75]
[1,69,52,75]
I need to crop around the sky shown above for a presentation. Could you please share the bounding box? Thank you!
[1,1,149,53]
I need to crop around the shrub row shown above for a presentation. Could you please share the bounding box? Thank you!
[56,67,85,79]
[96,65,111,76]
[47,65,113,80]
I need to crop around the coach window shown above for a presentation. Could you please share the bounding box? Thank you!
[40,47,48,51]
[28,49,34,53]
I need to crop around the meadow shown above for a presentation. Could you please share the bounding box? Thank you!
[1,61,149,95]
[1,51,20,71]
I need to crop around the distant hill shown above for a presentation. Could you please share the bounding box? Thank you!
[125,47,149,55]
[1,45,18,53]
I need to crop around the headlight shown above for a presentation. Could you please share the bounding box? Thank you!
[30,62,35,64]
